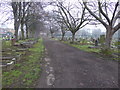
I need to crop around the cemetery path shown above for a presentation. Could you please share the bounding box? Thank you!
[36,37,118,88]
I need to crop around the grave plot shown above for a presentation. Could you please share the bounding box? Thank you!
[1,39,38,71]
[1,48,24,71]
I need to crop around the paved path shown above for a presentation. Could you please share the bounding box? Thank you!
[36,37,118,88]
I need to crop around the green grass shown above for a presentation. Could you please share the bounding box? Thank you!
[0,37,2,40]
[63,41,120,61]
[63,41,100,53]
[113,49,120,54]
[18,38,30,43]
[15,64,21,67]
[2,38,45,88]
[3,70,22,86]
[2,40,11,49]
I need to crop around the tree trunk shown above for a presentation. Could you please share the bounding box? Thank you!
[72,33,75,43]
[51,33,54,38]
[61,32,65,41]
[105,27,113,49]
[14,21,19,41]
[31,31,34,38]
[26,30,29,39]
[25,23,29,39]
[14,28,18,40]
[21,23,25,40]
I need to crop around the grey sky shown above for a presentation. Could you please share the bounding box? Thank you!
[0,0,118,32]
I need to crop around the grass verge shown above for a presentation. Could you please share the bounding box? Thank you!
[62,41,120,61]
[2,38,44,88]
[62,41,100,53]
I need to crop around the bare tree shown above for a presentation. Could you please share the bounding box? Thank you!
[20,2,31,40]
[48,19,59,38]
[83,0,120,49]
[20,2,44,39]
[11,2,21,40]
[11,1,30,40]
[44,12,59,38]
[0,1,47,40]
[60,23,67,40]
[52,11,68,40]
[56,1,90,43]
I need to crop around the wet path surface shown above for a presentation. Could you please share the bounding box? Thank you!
[36,38,118,88]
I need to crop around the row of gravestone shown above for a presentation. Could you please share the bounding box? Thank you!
[1,39,38,71]
[57,35,106,46]
[1,53,21,71]
[20,40,38,48]
[1,47,30,71]
[1,41,37,71]
[59,35,120,49]
[13,40,38,48]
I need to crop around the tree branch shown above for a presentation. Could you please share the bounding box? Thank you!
[113,23,120,34]
[98,1,111,25]
[111,1,119,26]
[83,2,108,28]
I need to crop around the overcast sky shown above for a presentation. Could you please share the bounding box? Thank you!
[0,0,118,32]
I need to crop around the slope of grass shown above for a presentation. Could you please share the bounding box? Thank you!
[2,41,11,49]
[2,38,45,88]
[63,41,100,53]
[62,41,120,61]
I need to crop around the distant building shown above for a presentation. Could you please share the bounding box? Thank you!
[0,28,15,39]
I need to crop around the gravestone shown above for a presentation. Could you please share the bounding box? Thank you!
[99,35,105,45]
[11,37,16,46]
[95,39,98,46]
